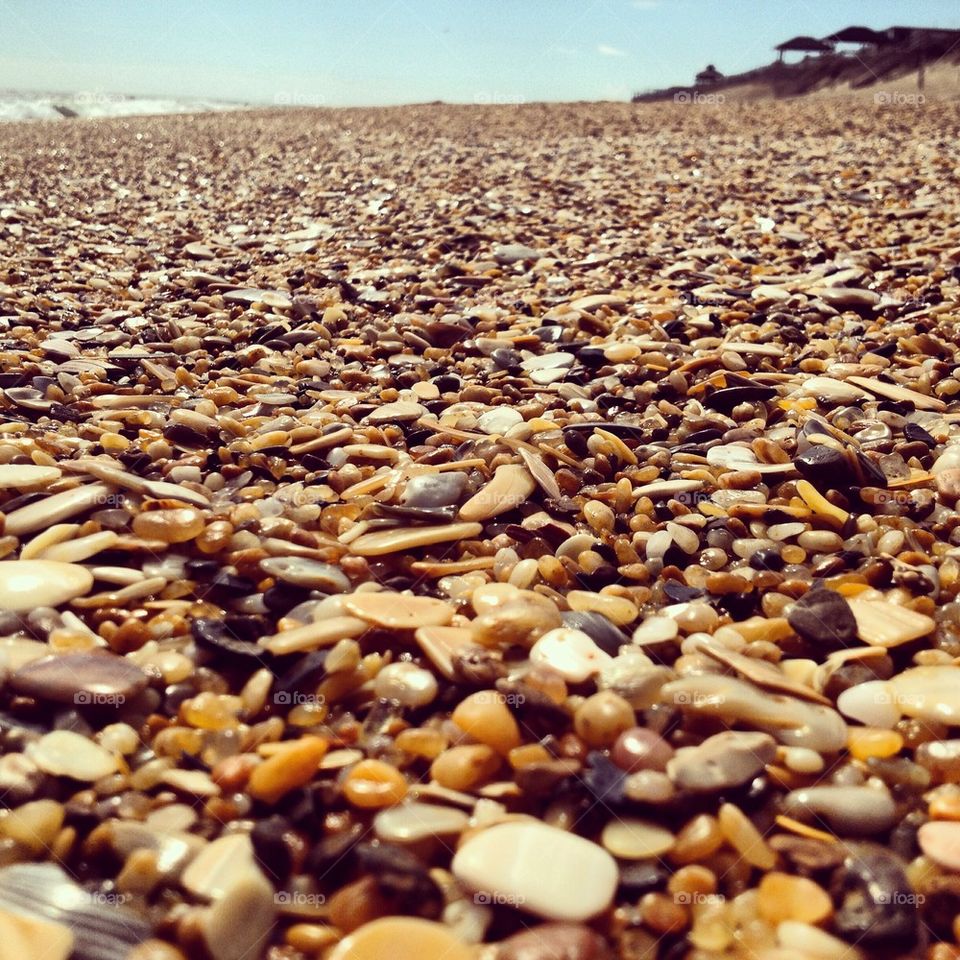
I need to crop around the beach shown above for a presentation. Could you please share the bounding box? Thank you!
[0,98,960,958]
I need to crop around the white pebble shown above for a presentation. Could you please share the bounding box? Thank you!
[530,627,612,683]
[836,680,901,729]
[373,662,438,708]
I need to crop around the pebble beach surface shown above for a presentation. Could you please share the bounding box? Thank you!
[1,99,960,958]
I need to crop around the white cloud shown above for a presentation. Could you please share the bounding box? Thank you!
[597,44,627,57]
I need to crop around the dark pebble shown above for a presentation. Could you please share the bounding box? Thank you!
[794,444,857,491]
[786,586,858,648]
[904,422,935,446]
[10,652,148,705]
[561,610,629,656]
[497,923,614,960]
[830,846,918,946]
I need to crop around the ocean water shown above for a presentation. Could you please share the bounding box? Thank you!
[0,91,244,122]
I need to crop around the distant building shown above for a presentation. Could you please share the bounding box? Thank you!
[886,25,960,45]
[775,36,834,62]
[824,26,891,51]
[695,64,723,86]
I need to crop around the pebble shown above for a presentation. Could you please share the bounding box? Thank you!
[631,616,679,646]
[667,731,776,792]
[373,662,438,707]
[452,821,617,922]
[343,758,408,807]
[10,652,148,704]
[662,675,848,752]
[349,521,483,556]
[717,802,776,869]
[936,469,960,502]
[199,867,276,960]
[832,846,918,945]
[451,690,521,755]
[757,872,833,924]
[530,627,612,682]
[892,666,960,723]
[496,924,610,960]
[0,464,61,489]
[0,561,93,611]
[27,730,117,781]
[847,597,935,647]
[373,802,469,843]
[182,834,260,900]
[611,727,674,773]
[365,400,425,424]
[327,918,473,960]
[2,482,111,536]
[459,464,535,522]
[0,909,73,960]
[430,745,500,791]
[787,587,857,648]
[259,557,351,592]
[601,818,674,859]
[836,680,901,728]
[401,472,470,508]
[918,821,960,872]
[247,736,326,803]
[493,241,544,263]
[477,408,524,435]
[781,784,897,835]
[342,592,454,629]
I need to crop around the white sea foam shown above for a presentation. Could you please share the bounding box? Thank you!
[0,91,245,122]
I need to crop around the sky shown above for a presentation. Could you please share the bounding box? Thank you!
[0,0,958,106]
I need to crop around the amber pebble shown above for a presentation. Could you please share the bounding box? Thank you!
[667,865,717,897]
[182,692,243,731]
[757,871,833,925]
[342,759,408,808]
[285,924,338,953]
[327,876,391,935]
[132,508,205,543]
[395,727,447,760]
[929,793,960,821]
[669,814,724,865]
[430,745,501,791]
[717,803,776,870]
[247,737,326,804]
[127,942,189,960]
[640,892,688,935]
[573,691,635,749]
[451,690,521,755]
[847,727,904,761]
[327,917,473,960]
[509,744,552,769]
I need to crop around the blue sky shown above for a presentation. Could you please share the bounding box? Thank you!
[1,0,958,105]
